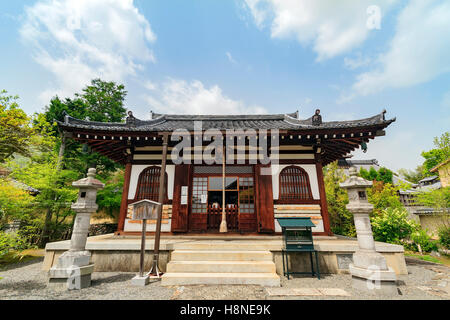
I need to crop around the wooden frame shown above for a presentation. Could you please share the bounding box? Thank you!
[278,165,314,204]
[134,166,168,203]
[188,165,257,233]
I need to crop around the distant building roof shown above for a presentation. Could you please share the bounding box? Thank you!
[419,175,439,183]
[430,158,450,173]
[9,178,40,195]
[1,169,40,195]
[337,159,379,168]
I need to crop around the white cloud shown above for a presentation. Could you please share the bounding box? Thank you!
[226,52,237,64]
[20,0,156,103]
[344,53,372,70]
[352,0,450,96]
[352,130,421,172]
[145,78,267,115]
[143,80,158,91]
[244,0,397,61]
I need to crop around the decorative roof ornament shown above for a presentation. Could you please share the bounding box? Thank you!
[312,109,322,126]
[126,110,137,128]
[361,141,368,153]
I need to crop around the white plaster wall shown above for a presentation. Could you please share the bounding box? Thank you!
[128,164,175,200]
[271,164,320,200]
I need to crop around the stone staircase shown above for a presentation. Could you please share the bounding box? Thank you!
[161,243,280,287]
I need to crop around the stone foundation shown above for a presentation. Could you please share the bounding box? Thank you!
[43,234,408,276]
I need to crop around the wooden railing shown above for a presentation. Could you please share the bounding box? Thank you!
[207,205,239,231]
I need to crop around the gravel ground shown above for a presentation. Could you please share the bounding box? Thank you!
[0,257,448,300]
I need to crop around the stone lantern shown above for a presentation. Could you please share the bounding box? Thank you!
[340,167,397,294]
[48,168,104,289]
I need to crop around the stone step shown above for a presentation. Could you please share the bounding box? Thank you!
[170,241,282,251]
[161,272,281,287]
[170,250,273,261]
[166,260,276,273]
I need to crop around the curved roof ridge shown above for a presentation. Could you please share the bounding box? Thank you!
[153,113,290,121]
[284,110,395,127]
[58,114,167,127]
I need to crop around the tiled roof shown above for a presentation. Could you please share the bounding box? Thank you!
[57,110,395,132]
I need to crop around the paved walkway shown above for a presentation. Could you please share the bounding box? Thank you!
[0,257,448,300]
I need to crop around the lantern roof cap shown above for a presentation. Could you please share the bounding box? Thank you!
[340,166,373,189]
[72,168,105,189]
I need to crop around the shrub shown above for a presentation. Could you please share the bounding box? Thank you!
[0,231,32,259]
[371,207,418,244]
[367,181,403,216]
[438,226,450,250]
[410,229,439,253]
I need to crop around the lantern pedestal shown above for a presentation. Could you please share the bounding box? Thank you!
[340,167,397,294]
[48,168,104,290]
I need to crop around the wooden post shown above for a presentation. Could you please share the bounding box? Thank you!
[219,146,227,233]
[315,158,332,236]
[150,133,168,276]
[117,157,132,234]
[139,218,147,277]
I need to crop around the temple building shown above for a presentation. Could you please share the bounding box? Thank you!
[57,109,395,237]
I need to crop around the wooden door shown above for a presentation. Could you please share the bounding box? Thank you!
[256,164,275,233]
[171,164,191,232]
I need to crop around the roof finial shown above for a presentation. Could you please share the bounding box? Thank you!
[312,109,322,126]
[126,110,137,127]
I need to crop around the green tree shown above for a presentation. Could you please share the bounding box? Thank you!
[371,207,418,245]
[76,78,127,122]
[415,187,450,213]
[359,166,393,184]
[367,181,403,216]
[96,169,124,219]
[0,90,34,163]
[0,179,34,229]
[398,166,425,184]
[421,132,449,177]
[40,79,127,178]
[7,115,79,247]
[324,162,355,236]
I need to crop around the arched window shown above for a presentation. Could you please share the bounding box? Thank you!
[134,166,168,202]
[279,166,313,202]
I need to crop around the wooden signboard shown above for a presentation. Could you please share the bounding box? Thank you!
[132,199,161,220]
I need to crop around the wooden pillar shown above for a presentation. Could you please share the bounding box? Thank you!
[315,158,332,236]
[150,133,169,276]
[117,157,132,234]
[256,164,275,233]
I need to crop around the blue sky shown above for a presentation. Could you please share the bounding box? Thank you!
[1,0,449,172]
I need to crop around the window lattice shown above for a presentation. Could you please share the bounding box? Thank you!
[279,166,313,202]
[135,166,167,201]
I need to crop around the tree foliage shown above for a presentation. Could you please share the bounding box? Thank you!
[0,179,34,229]
[96,169,124,219]
[367,181,403,216]
[1,79,127,249]
[415,187,450,213]
[41,79,127,179]
[359,166,393,184]
[324,162,355,236]
[398,166,425,184]
[0,91,34,163]
[371,207,418,245]
[421,132,449,177]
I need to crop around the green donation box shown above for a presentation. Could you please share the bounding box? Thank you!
[276,217,320,280]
